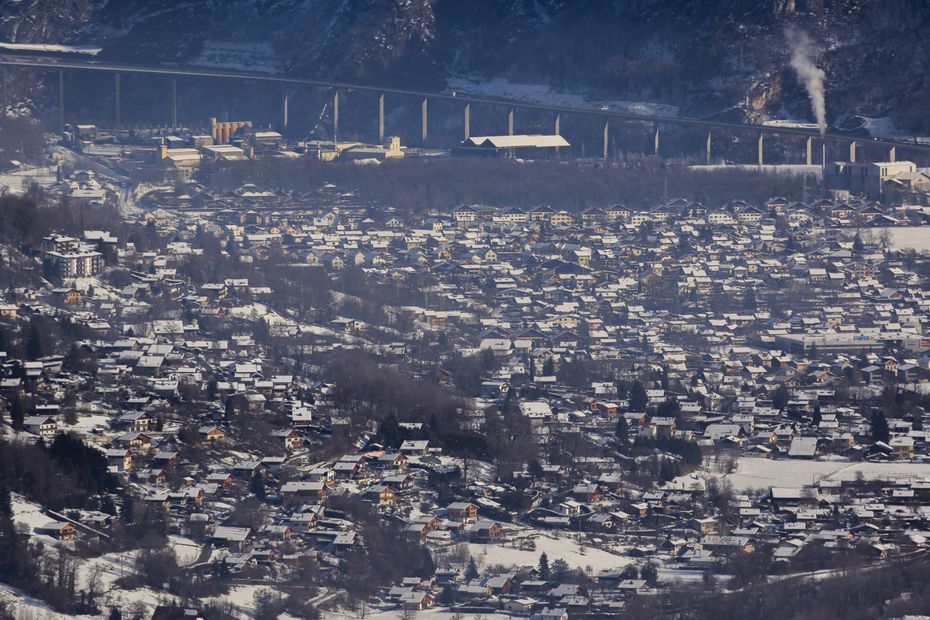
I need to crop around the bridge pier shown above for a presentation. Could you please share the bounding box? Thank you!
[806,136,813,166]
[554,114,561,157]
[421,98,428,145]
[114,73,121,128]
[889,145,896,162]
[282,87,288,130]
[757,133,764,167]
[169,78,177,127]
[603,121,609,160]
[463,103,470,140]
[706,130,712,165]
[849,140,857,163]
[333,90,339,145]
[378,93,384,142]
[653,125,660,157]
[508,108,514,136]
[58,69,64,134]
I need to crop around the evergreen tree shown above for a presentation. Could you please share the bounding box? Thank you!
[537,552,551,580]
[552,558,570,581]
[853,232,865,253]
[640,561,658,584]
[871,411,890,443]
[108,607,123,620]
[25,319,43,360]
[0,484,25,582]
[542,357,555,376]
[250,470,266,499]
[120,494,135,524]
[615,416,629,445]
[812,402,822,427]
[628,381,648,411]
[772,384,790,411]
[10,396,24,431]
[437,584,455,605]
[379,413,403,449]
[464,557,479,580]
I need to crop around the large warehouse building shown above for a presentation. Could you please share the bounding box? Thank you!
[775,331,930,354]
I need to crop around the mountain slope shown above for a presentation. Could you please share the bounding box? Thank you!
[0,0,928,133]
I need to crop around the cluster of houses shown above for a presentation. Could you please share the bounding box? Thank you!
[8,171,930,616]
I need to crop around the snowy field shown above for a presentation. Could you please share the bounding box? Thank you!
[446,76,679,118]
[855,227,930,252]
[0,165,59,195]
[466,531,630,573]
[718,457,930,492]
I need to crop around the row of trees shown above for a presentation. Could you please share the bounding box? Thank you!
[209,156,812,214]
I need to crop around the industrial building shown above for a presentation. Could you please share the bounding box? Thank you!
[824,160,919,199]
[456,134,569,158]
[775,331,930,354]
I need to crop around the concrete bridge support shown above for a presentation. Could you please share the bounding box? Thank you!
[333,90,339,144]
[169,77,177,127]
[889,146,896,162]
[421,98,428,144]
[378,93,384,142]
[603,121,609,160]
[554,113,561,156]
[114,73,121,128]
[757,133,764,167]
[806,136,813,166]
[282,87,288,130]
[706,130,712,164]
[653,125,660,157]
[463,103,470,140]
[849,141,857,163]
[58,70,64,133]
[508,108,514,136]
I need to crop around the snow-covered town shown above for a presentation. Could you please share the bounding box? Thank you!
[4,1,930,614]
[3,117,930,620]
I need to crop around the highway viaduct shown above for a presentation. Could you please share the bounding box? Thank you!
[2,52,928,166]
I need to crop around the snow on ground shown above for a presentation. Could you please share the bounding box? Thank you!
[228,302,290,324]
[168,535,202,567]
[0,164,59,194]
[0,582,83,620]
[2,500,163,619]
[66,413,111,434]
[467,530,630,573]
[0,42,101,55]
[202,584,268,616]
[191,40,282,73]
[323,609,512,620]
[850,227,930,252]
[689,164,822,177]
[446,76,679,118]
[718,457,930,492]
[860,116,930,143]
[10,494,52,536]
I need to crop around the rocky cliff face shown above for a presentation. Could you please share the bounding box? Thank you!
[1,0,928,133]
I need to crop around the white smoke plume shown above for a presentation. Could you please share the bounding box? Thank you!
[785,27,826,136]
